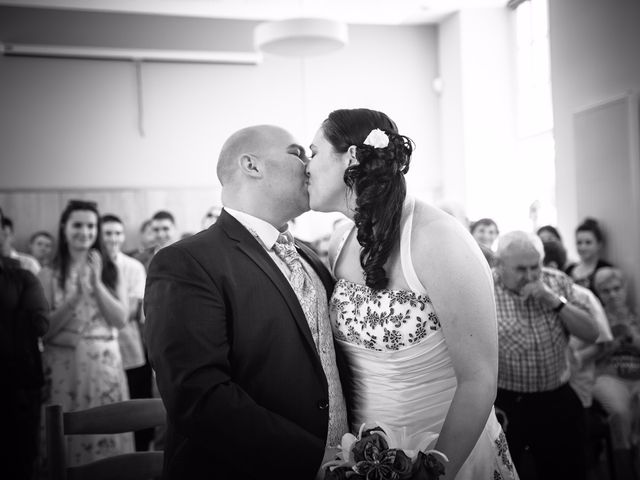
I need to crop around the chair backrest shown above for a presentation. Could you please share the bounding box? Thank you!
[46,398,166,480]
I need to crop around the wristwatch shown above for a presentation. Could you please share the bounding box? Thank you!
[552,295,567,313]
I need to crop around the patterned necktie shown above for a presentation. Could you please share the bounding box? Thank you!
[272,233,320,347]
[272,232,348,446]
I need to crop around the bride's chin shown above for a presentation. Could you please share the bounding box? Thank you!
[308,197,330,213]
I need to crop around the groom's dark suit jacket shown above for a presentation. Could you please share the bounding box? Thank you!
[144,210,350,480]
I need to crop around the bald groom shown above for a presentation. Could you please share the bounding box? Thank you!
[144,125,349,480]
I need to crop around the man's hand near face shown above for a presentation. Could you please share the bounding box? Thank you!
[520,279,560,309]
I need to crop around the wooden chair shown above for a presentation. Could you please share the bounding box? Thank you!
[46,399,166,480]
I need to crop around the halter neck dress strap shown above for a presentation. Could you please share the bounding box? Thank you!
[399,196,428,295]
[330,223,356,278]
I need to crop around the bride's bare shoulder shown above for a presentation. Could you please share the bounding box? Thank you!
[327,218,355,269]
[412,199,465,231]
[411,199,476,250]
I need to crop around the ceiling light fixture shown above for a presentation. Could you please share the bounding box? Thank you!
[254,18,348,57]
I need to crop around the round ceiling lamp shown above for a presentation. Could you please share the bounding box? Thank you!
[254,18,348,57]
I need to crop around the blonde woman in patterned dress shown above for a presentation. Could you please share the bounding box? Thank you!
[306,109,518,480]
[38,200,133,468]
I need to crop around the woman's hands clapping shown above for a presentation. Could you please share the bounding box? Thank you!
[87,249,103,287]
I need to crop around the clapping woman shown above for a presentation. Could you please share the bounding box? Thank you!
[38,200,133,467]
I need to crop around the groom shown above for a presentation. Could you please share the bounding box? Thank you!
[144,125,349,480]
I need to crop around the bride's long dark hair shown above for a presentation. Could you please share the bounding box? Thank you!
[321,108,413,290]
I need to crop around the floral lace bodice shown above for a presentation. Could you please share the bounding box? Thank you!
[329,278,441,352]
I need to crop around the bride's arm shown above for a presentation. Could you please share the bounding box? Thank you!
[414,210,498,479]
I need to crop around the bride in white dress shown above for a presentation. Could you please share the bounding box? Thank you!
[306,108,518,480]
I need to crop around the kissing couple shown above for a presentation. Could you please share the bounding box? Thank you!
[144,108,519,480]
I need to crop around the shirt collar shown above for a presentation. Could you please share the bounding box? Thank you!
[223,207,286,250]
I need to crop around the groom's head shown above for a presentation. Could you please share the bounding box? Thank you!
[217,125,310,229]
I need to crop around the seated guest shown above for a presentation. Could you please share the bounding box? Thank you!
[101,214,153,451]
[1,215,41,275]
[0,206,49,480]
[592,267,640,480]
[493,231,598,480]
[470,217,499,249]
[565,217,613,296]
[28,230,54,267]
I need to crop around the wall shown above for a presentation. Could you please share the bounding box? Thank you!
[0,22,439,245]
[438,8,517,227]
[548,0,640,306]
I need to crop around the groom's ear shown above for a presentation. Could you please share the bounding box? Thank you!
[347,145,359,167]
[239,154,263,178]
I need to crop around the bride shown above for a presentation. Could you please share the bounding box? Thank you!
[306,108,518,479]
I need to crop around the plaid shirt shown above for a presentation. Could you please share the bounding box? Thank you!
[494,267,588,393]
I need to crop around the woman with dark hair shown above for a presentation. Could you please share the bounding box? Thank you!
[37,200,132,467]
[536,224,562,244]
[565,217,613,295]
[307,109,517,479]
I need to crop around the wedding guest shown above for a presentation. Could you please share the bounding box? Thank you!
[0,206,49,480]
[1,215,41,275]
[543,239,615,475]
[38,200,132,468]
[201,205,222,230]
[101,214,153,451]
[126,219,156,257]
[493,231,599,480]
[307,108,517,479]
[470,217,499,249]
[145,125,348,480]
[543,240,612,404]
[565,217,613,295]
[151,210,177,250]
[537,224,563,245]
[133,211,177,271]
[592,267,640,480]
[28,230,54,267]
[542,239,567,272]
[478,242,496,267]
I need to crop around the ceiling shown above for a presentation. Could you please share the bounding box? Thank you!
[0,0,509,57]
[0,0,509,25]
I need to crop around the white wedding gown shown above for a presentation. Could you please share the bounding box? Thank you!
[329,197,518,480]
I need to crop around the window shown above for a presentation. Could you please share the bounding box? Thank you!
[513,0,557,230]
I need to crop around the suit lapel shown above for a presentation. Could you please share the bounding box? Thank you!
[218,212,321,365]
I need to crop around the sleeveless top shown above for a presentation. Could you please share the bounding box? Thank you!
[328,197,518,480]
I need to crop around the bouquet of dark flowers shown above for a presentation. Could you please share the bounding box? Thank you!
[323,423,448,480]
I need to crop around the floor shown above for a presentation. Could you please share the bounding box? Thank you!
[516,447,615,480]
